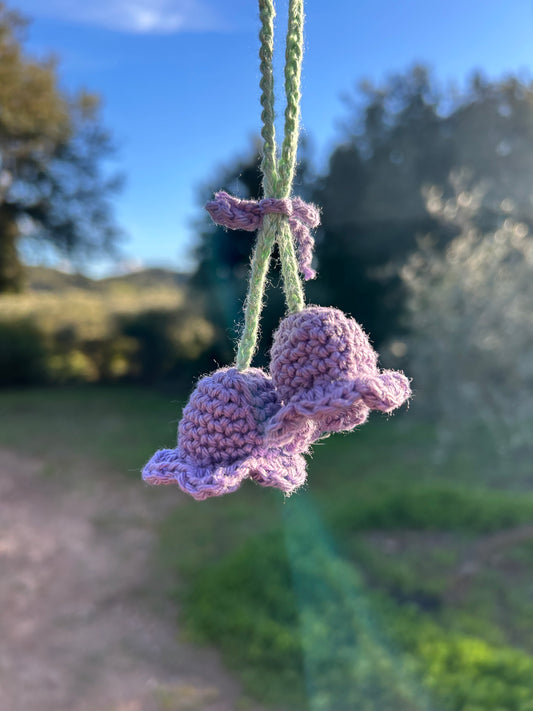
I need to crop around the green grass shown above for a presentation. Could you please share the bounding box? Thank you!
[328,482,533,534]
[0,384,182,473]
[183,504,533,711]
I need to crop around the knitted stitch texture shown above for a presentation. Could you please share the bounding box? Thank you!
[206,190,320,281]
[142,367,308,499]
[266,306,411,446]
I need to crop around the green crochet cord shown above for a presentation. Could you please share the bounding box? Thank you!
[277,0,305,316]
[235,0,306,372]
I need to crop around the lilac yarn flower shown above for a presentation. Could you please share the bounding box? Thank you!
[142,367,307,500]
[266,306,411,446]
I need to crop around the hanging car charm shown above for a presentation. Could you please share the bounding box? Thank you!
[142,0,411,499]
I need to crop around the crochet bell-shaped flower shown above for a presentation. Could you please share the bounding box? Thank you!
[142,367,307,500]
[266,306,411,446]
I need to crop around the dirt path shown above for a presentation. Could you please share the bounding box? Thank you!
[0,449,261,711]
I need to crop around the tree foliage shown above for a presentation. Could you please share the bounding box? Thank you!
[401,173,533,456]
[0,3,121,292]
[193,66,533,356]
[314,66,533,343]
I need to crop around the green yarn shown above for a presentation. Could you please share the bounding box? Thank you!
[236,0,278,371]
[235,214,279,371]
[276,0,305,315]
[258,0,278,198]
[236,0,306,371]
[278,220,305,313]
[278,0,304,198]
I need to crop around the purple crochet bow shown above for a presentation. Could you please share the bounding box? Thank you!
[205,190,320,280]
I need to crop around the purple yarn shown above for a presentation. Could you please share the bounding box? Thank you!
[142,367,308,500]
[205,190,320,280]
[266,306,411,446]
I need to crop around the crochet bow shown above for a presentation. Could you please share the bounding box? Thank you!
[205,190,320,280]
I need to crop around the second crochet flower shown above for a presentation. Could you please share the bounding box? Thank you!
[142,367,307,500]
[266,306,411,446]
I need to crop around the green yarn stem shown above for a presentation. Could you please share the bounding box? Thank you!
[277,0,305,313]
[235,215,279,371]
[258,0,278,197]
[278,0,304,197]
[236,0,278,371]
[236,0,306,369]
[278,219,305,313]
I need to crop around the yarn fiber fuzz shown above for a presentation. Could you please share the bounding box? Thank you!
[266,306,411,447]
[142,367,307,500]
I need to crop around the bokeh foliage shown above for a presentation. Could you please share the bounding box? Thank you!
[0,3,121,292]
[0,269,214,384]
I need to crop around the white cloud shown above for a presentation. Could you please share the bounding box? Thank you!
[14,0,227,34]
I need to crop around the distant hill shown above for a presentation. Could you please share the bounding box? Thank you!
[25,266,189,292]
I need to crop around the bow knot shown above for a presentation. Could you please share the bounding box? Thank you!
[205,190,320,280]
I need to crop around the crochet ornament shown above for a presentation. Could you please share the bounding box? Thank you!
[267,306,411,449]
[143,367,307,500]
[142,0,411,500]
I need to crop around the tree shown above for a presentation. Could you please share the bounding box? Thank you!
[401,173,533,458]
[314,66,533,344]
[0,3,121,292]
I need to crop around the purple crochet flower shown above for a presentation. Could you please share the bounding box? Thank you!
[142,367,307,500]
[266,306,411,446]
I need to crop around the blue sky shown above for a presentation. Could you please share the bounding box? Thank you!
[10,0,533,274]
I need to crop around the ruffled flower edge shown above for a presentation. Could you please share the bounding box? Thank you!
[142,446,308,500]
[266,371,411,447]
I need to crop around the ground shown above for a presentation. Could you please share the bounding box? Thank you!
[0,448,262,711]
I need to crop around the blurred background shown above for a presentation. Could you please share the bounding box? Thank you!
[2,1,533,709]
